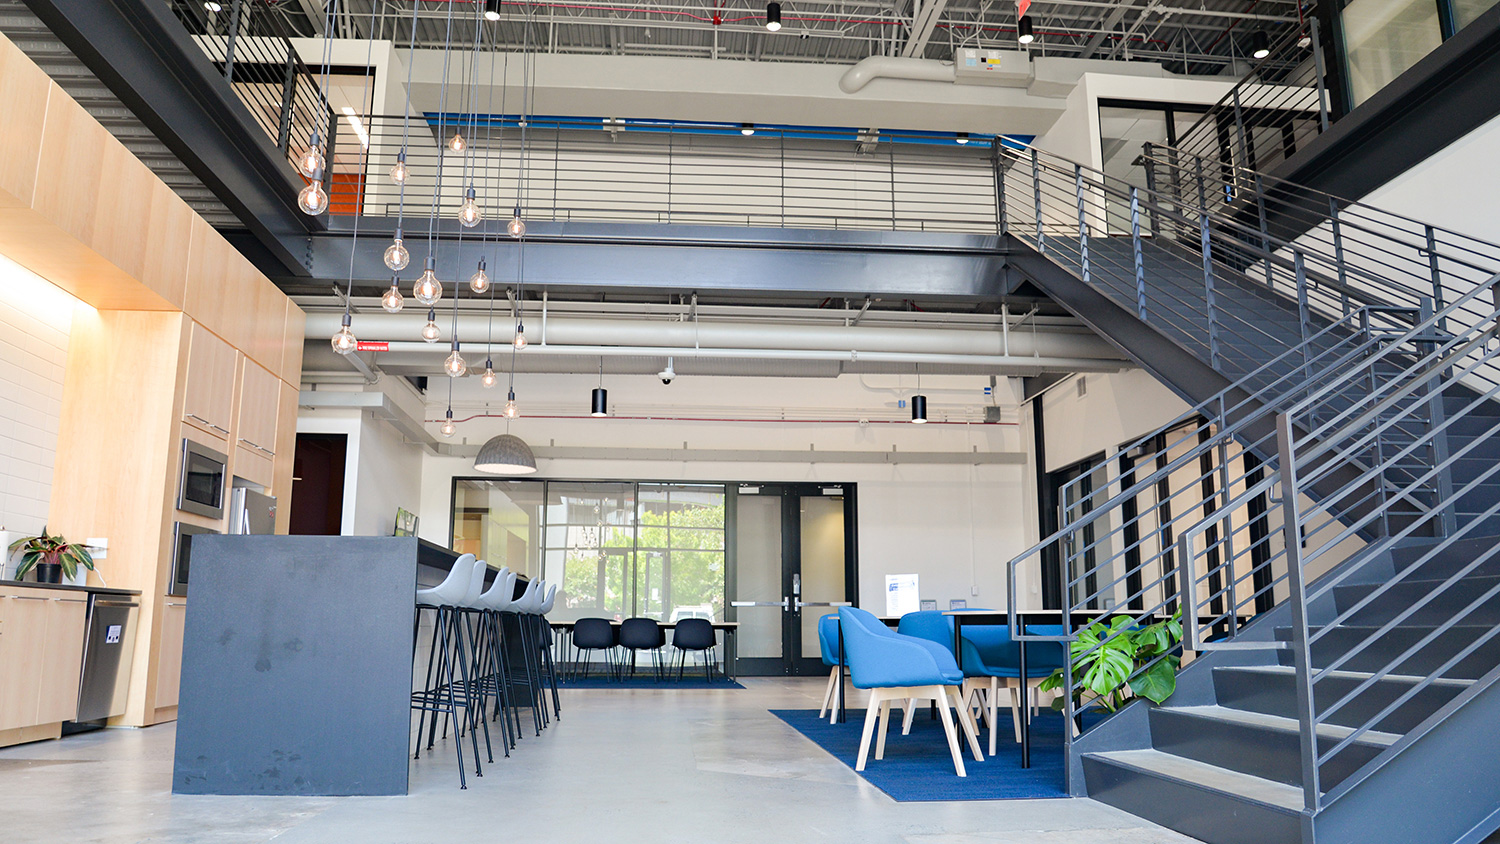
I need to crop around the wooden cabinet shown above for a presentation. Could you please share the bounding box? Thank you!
[236,360,280,456]
[35,594,87,724]
[154,598,188,710]
[182,322,237,440]
[0,587,87,733]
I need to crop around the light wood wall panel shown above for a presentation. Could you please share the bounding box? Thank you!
[0,35,47,209]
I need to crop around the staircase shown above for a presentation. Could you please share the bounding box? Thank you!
[995,142,1500,844]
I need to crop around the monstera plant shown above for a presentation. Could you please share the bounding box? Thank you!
[1038,610,1183,713]
[8,530,94,584]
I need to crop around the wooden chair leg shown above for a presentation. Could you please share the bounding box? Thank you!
[948,686,984,762]
[1009,680,1023,743]
[855,691,884,772]
[901,698,917,735]
[818,667,837,718]
[875,699,892,760]
[932,686,967,777]
[829,671,841,724]
[988,676,1000,757]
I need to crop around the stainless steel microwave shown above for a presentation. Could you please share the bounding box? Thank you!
[170,522,219,597]
[177,439,227,519]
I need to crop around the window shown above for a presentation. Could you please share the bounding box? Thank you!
[1341,0,1444,106]
[451,479,727,622]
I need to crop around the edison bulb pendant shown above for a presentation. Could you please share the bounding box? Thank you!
[504,398,518,418]
[297,180,329,215]
[390,153,410,184]
[383,238,410,271]
[440,418,456,437]
[448,133,466,152]
[459,198,482,227]
[513,324,527,349]
[508,214,526,238]
[331,325,356,355]
[413,269,442,306]
[469,266,490,294]
[481,366,498,388]
[444,349,468,378]
[298,139,325,178]
[380,283,404,313]
[421,316,441,343]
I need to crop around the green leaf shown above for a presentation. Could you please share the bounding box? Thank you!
[1038,668,1065,693]
[1128,658,1179,704]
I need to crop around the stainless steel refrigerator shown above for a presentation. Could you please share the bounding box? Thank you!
[229,487,278,535]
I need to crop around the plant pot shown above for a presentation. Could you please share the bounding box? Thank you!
[34,562,62,584]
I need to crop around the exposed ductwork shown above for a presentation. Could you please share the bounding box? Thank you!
[839,57,956,93]
[303,311,1131,375]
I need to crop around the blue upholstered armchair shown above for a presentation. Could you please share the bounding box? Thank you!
[837,606,983,776]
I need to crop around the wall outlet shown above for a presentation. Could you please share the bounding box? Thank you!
[971,585,979,596]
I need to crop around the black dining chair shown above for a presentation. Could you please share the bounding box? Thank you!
[671,618,718,682]
[571,617,619,680]
[618,618,667,680]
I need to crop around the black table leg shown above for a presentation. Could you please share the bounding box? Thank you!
[837,620,846,724]
[1019,622,1030,769]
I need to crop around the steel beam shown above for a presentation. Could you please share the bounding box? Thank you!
[293,222,1014,300]
[21,0,316,276]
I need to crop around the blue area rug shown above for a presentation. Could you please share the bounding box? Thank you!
[771,707,1073,801]
[561,675,744,689]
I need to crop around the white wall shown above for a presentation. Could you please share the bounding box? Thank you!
[1040,370,1190,473]
[0,255,80,538]
[1362,110,1500,245]
[412,370,1049,610]
[353,412,423,537]
[1033,73,1239,170]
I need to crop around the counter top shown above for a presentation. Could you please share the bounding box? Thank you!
[0,579,141,597]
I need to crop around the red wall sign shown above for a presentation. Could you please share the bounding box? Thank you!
[355,341,389,352]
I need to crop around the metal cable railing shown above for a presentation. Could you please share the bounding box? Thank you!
[169,0,333,174]
[1278,273,1500,812]
[325,114,1002,233]
[1171,9,1333,179]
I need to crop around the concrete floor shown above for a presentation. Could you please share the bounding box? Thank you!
[0,678,1201,844]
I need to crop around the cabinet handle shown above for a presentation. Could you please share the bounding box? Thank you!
[186,413,230,435]
[165,601,186,607]
[239,439,274,456]
[51,597,88,603]
[11,595,49,601]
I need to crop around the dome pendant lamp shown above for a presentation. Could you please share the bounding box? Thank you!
[475,433,537,474]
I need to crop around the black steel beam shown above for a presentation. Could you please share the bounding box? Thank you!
[289,221,1014,300]
[22,0,315,276]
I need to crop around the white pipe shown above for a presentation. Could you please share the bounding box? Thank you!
[360,341,1128,372]
[305,312,1123,361]
[839,56,955,94]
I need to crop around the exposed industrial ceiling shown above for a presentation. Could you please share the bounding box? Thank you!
[263,0,1304,75]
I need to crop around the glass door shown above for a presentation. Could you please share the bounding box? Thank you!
[731,483,857,676]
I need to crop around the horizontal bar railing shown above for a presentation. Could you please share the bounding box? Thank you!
[1277,273,1500,812]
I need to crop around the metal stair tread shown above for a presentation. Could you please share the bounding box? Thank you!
[1086,749,1304,811]
[1224,663,1476,688]
[1167,704,1401,746]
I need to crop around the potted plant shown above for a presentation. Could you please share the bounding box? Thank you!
[7,530,94,585]
[1038,610,1183,714]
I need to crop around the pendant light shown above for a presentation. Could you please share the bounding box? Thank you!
[297,130,325,177]
[508,205,526,238]
[481,360,498,388]
[421,308,441,343]
[297,169,329,215]
[449,131,467,152]
[474,432,536,474]
[765,2,781,31]
[444,339,467,377]
[381,277,404,312]
[911,366,927,423]
[1018,15,1035,44]
[1250,30,1271,59]
[390,151,409,184]
[513,321,527,348]
[469,258,490,293]
[591,356,608,416]
[505,389,519,417]
[459,186,483,227]
[956,132,970,145]
[414,256,443,305]
[331,312,356,355]
[440,408,456,437]
[384,228,410,270]
[741,123,756,136]
[484,0,501,21]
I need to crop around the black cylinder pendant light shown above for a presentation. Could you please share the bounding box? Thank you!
[911,394,928,423]
[591,387,608,417]
[1249,30,1271,59]
[1018,15,1035,44]
[765,2,782,31]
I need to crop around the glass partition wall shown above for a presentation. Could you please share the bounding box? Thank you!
[452,480,728,623]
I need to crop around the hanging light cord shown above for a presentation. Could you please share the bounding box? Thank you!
[426,0,460,254]
[394,0,423,233]
[341,2,382,315]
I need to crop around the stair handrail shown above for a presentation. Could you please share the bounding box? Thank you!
[1276,272,1500,813]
